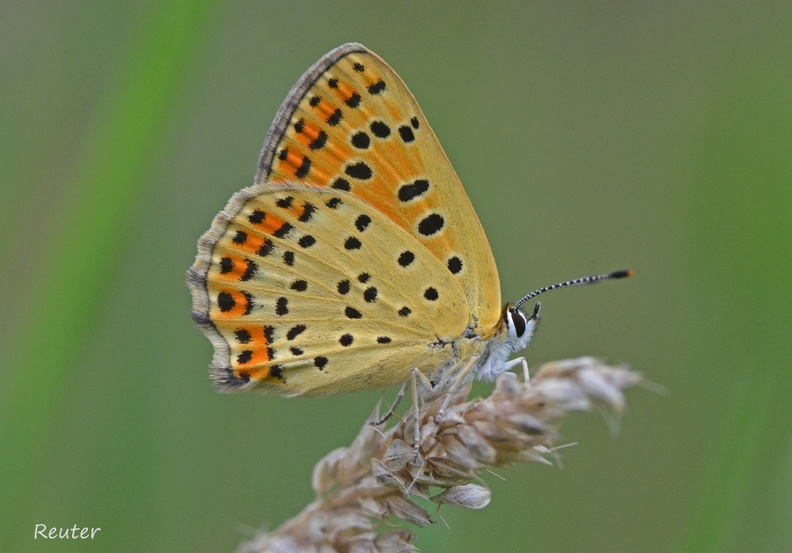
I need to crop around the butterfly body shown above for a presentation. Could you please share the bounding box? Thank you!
[188,43,539,397]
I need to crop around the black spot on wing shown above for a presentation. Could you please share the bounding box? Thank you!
[355,214,371,231]
[248,210,266,224]
[219,257,233,274]
[423,287,438,301]
[351,131,370,149]
[287,324,306,340]
[399,125,415,143]
[344,236,362,250]
[367,80,386,95]
[290,280,308,291]
[298,235,316,248]
[327,109,342,126]
[331,178,351,191]
[217,292,235,312]
[295,156,311,179]
[418,213,444,236]
[398,179,429,202]
[273,222,294,238]
[298,202,316,222]
[370,120,391,138]
[257,239,274,257]
[345,306,362,319]
[308,131,327,150]
[345,161,373,180]
[240,259,258,281]
[344,92,361,108]
[241,292,253,315]
[276,196,294,208]
[398,251,415,267]
[447,256,463,275]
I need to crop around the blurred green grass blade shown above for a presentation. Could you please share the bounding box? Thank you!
[0,0,218,544]
[682,380,776,552]
[766,440,792,551]
[684,48,792,551]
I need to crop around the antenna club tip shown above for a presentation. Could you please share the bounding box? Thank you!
[610,269,634,279]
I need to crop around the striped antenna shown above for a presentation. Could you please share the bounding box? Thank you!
[513,270,633,309]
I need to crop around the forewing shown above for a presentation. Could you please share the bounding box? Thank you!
[255,43,502,333]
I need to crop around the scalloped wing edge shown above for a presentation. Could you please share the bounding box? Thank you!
[188,44,371,392]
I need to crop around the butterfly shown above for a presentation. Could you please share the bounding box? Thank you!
[187,43,630,397]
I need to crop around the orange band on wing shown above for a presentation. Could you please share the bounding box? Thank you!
[231,325,275,381]
[213,290,253,319]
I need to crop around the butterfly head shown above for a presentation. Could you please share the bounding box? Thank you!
[502,302,540,353]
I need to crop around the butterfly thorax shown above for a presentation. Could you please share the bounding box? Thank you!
[433,304,536,386]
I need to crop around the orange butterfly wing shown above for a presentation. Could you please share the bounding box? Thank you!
[189,44,503,394]
[256,43,502,335]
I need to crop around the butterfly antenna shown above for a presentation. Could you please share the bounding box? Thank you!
[513,270,633,310]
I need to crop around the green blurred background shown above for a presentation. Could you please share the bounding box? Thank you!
[2,1,791,551]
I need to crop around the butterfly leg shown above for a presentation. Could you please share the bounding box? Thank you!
[372,367,434,426]
[434,355,479,424]
[502,356,530,381]
[411,367,436,396]
[371,380,409,426]
[408,367,429,464]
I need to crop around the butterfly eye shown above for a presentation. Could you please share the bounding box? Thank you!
[509,309,528,338]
